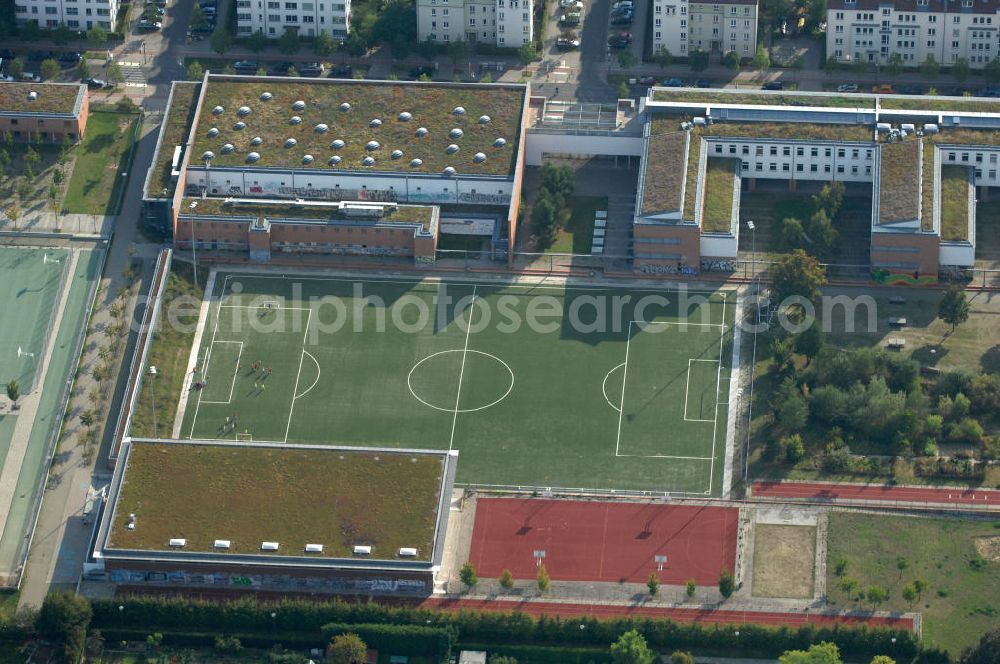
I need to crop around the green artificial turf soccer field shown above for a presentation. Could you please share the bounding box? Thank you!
[179,274,736,495]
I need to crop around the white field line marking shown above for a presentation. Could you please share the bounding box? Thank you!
[707,293,728,494]
[616,454,716,460]
[633,320,725,328]
[614,321,633,457]
[601,362,626,412]
[199,340,243,405]
[218,304,313,311]
[284,309,313,442]
[188,294,225,439]
[294,350,321,399]
[684,358,720,422]
[448,285,477,451]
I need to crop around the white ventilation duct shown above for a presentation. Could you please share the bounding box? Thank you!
[221,143,235,154]
[201,151,215,161]
[370,118,383,128]
[246,152,260,162]
[329,155,342,165]
[292,100,306,111]
[366,140,380,151]
[362,156,375,166]
[331,139,345,149]
[207,127,219,138]
[340,102,351,112]
[450,128,464,139]
[391,149,403,159]
[398,111,412,122]
[473,152,487,163]
[251,136,263,146]
[234,121,246,130]
[315,123,329,133]
[478,115,491,124]
[285,138,297,148]
[303,154,314,164]
[238,106,251,117]
[212,105,224,115]
[260,92,273,101]
[410,158,423,167]
[452,106,466,115]
[290,116,302,125]
[415,127,428,137]
[494,137,507,148]
[446,144,459,154]
[443,166,456,175]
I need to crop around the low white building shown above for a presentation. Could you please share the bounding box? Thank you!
[651,0,759,59]
[827,0,1000,68]
[14,0,118,31]
[416,0,533,47]
[235,0,350,39]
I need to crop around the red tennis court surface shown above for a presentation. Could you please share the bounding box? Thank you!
[469,498,738,585]
[753,480,1000,509]
[422,598,916,632]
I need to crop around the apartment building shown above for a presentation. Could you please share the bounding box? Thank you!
[235,0,350,39]
[827,0,1000,68]
[416,0,533,47]
[651,0,759,59]
[14,0,118,31]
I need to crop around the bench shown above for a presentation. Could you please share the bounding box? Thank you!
[888,317,907,327]
[886,337,906,350]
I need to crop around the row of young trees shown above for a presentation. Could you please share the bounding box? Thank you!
[651,44,771,72]
[824,52,1000,84]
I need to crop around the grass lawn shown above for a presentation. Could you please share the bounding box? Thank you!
[176,274,736,494]
[826,513,1000,654]
[548,196,606,253]
[63,111,139,216]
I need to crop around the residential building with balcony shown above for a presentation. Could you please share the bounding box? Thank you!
[651,0,759,60]
[416,0,533,47]
[14,0,118,31]
[236,0,350,39]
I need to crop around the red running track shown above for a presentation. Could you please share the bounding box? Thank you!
[468,498,738,585]
[422,597,915,631]
[753,480,1000,507]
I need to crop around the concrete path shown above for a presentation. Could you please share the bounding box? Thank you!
[0,212,112,238]
[0,251,79,575]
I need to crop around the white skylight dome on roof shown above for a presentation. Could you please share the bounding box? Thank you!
[450,128,464,139]
[410,158,423,167]
[246,152,260,163]
[221,143,235,154]
[331,139,345,149]
[303,154,314,164]
[473,152,487,163]
[362,156,376,166]
[494,137,507,148]
[315,123,329,133]
[285,138,297,148]
[212,105,224,115]
[201,151,215,161]
[290,116,302,125]
[370,118,383,128]
[391,149,403,159]
[443,166,457,175]
[234,121,246,130]
[446,144,459,154]
[415,127,428,137]
[328,155,342,165]
[251,136,263,146]
[238,106,252,117]
[340,102,351,112]
[398,111,412,122]
[260,92,273,101]
[207,127,219,138]
[292,100,306,111]
[366,140,380,151]
[479,115,491,124]
[452,106,466,116]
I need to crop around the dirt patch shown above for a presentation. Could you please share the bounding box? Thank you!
[752,524,817,599]
[974,536,1000,562]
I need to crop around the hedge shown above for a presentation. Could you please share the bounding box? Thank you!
[320,622,455,659]
[457,642,614,664]
[91,597,919,662]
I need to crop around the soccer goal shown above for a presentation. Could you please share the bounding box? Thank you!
[236,432,253,441]
[257,301,280,316]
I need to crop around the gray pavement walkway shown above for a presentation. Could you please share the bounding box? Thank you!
[0,212,112,238]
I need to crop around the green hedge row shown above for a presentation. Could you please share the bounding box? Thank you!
[457,642,613,664]
[320,622,455,659]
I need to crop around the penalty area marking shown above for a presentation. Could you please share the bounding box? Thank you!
[684,358,720,423]
[199,340,244,405]
[293,350,321,400]
[407,349,515,414]
[602,363,625,413]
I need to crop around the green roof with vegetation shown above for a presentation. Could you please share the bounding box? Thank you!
[179,196,436,231]
[108,441,446,560]
[702,158,738,233]
[929,126,1000,147]
[921,142,935,232]
[0,82,82,115]
[652,88,875,109]
[880,96,1000,113]
[191,77,525,176]
[878,141,920,223]
[150,82,201,199]
[940,165,971,241]
[640,127,687,215]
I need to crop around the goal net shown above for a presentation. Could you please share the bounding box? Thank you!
[236,432,253,441]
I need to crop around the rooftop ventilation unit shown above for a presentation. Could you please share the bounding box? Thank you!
[201,151,215,161]
[290,116,302,125]
[331,139,346,150]
[168,538,186,547]
[285,138,297,148]
[212,105,224,115]
[453,106,466,116]
[680,121,693,130]
[261,541,279,551]
[443,166,456,176]
[260,92,273,101]
[213,539,231,550]
[923,123,940,134]
[692,117,707,126]
[415,127,428,137]
[247,152,261,163]
[450,128,464,139]
[446,144,459,154]
[315,123,329,133]
[238,106,251,117]
[473,152,487,163]
[27,91,38,101]
[370,118,383,128]
[362,156,376,166]
[494,137,507,148]
[303,154,314,164]
[399,111,412,122]
[398,547,418,557]
[391,149,403,159]
[251,136,263,146]
[234,121,246,130]
[292,100,306,111]
[901,123,916,133]
[329,155,342,165]
[305,543,324,553]
[478,115,491,124]
[366,140,380,151]
[410,158,423,167]
[221,143,235,154]
[353,545,372,555]
[207,127,219,138]
[876,122,892,133]
[340,102,351,112]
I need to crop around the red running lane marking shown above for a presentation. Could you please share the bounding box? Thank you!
[753,481,1000,506]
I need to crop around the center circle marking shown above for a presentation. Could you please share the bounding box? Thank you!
[407,349,515,413]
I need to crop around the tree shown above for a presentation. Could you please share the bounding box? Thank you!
[960,627,1000,664]
[870,658,896,664]
[187,61,205,81]
[770,249,827,306]
[247,30,270,52]
[107,62,124,87]
[287,65,300,77]
[839,577,858,595]
[40,58,60,81]
[752,44,770,71]
[985,57,1000,85]
[718,569,735,598]
[686,579,696,597]
[866,584,889,609]
[77,59,91,81]
[8,57,24,79]
[885,53,903,77]
[372,0,418,58]
[779,642,843,664]
[37,592,92,664]
[653,47,673,68]
[953,57,970,82]
[939,286,970,331]
[536,564,550,592]
[795,322,825,363]
[805,208,838,257]
[647,572,659,596]
[190,4,209,30]
[278,27,301,53]
[326,633,367,664]
[6,380,19,409]
[314,31,337,56]
[781,216,805,250]
[921,54,940,79]
[211,28,233,54]
[459,561,478,590]
[777,392,809,431]
[499,568,514,590]
[671,652,694,664]
[813,181,845,217]
[833,557,848,576]
[914,578,928,599]
[689,50,709,71]
[784,434,806,463]
[902,583,917,606]
[895,556,909,579]
[723,50,740,71]
[86,25,107,43]
[610,630,655,664]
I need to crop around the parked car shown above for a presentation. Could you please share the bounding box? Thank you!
[662,77,684,87]
[137,19,162,31]
[559,0,582,8]
[559,12,581,25]
[695,78,712,88]
[299,62,325,76]
[234,59,259,72]
[611,0,632,9]
[270,61,294,75]
[872,83,894,94]
[610,12,633,24]
[610,5,632,15]
[329,63,353,77]
[556,35,581,50]
[85,76,108,89]
[607,32,632,48]
[18,72,42,82]
[836,83,858,93]
[408,65,436,79]
[762,80,783,90]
